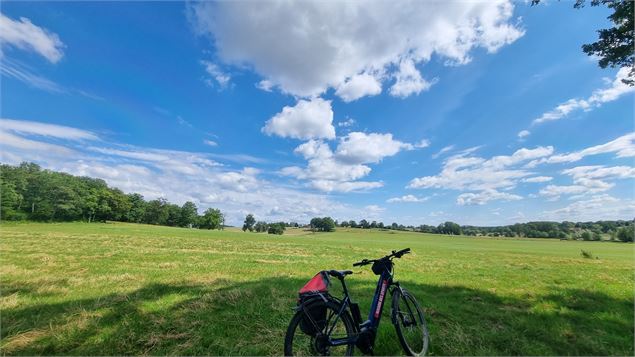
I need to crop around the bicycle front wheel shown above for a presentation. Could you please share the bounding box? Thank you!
[284,300,355,356]
[391,288,429,356]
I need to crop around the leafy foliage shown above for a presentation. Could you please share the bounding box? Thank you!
[242,214,256,232]
[309,217,336,232]
[267,222,286,235]
[0,162,223,230]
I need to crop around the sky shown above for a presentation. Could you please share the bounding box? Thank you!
[1,1,633,226]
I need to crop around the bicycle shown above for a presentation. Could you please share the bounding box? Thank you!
[284,248,429,356]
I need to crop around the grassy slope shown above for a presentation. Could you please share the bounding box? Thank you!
[1,222,633,355]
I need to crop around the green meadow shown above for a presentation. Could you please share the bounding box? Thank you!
[1,222,633,355]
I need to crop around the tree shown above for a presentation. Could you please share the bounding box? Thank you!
[310,217,336,232]
[359,219,369,229]
[581,231,593,241]
[126,193,146,223]
[144,198,169,225]
[243,214,256,232]
[0,180,22,220]
[199,208,224,230]
[179,201,198,228]
[440,221,461,235]
[254,221,268,233]
[532,0,634,85]
[268,222,285,235]
[617,226,634,242]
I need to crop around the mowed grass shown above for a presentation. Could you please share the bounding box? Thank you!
[1,222,633,356]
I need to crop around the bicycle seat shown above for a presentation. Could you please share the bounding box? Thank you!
[327,270,353,278]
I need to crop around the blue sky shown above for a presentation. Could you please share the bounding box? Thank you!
[1,1,633,226]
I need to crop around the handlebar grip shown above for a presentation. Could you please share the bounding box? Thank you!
[352,262,363,267]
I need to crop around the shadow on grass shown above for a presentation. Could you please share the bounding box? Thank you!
[1,277,633,356]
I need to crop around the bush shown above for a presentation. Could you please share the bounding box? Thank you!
[580,250,594,259]
[267,222,285,235]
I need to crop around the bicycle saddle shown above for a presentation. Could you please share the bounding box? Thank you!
[327,270,353,278]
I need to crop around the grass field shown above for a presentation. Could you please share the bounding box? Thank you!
[1,222,633,356]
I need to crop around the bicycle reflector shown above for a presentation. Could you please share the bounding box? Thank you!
[299,271,330,295]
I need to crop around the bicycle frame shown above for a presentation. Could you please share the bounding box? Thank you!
[323,263,398,348]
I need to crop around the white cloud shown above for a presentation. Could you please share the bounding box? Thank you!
[1,118,98,141]
[256,79,274,92]
[409,145,553,206]
[517,130,530,139]
[203,139,218,147]
[414,139,430,149]
[0,130,74,156]
[538,165,635,200]
[389,58,436,98]
[456,189,521,206]
[200,60,231,88]
[335,73,382,102]
[0,119,377,225]
[188,0,523,99]
[262,98,335,140]
[527,132,635,167]
[432,145,455,159]
[533,68,634,125]
[0,13,64,63]
[337,118,356,128]
[0,59,65,93]
[541,194,635,222]
[335,132,413,164]
[521,176,552,183]
[409,146,553,191]
[387,194,429,203]
[281,132,413,192]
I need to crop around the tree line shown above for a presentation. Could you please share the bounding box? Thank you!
[0,163,224,230]
[331,219,633,242]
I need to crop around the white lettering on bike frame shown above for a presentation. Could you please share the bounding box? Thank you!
[374,279,388,318]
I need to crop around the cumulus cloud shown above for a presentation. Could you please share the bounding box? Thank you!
[262,98,335,140]
[282,132,413,192]
[335,132,414,164]
[0,13,64,63]
[335,73,382,102]
[188,0,523,99]
[533,68,634,125]
[389,58,436,98]
[456,189,521,206]
[387,194,429,203]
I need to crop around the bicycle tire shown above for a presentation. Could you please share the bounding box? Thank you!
[284,300,356,356]
[391,288,429,356]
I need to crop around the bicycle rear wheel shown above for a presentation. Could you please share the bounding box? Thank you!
[284,300,355,356]
[391,288,429,356]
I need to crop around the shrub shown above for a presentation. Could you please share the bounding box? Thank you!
[580,250,594,259]
[267,222,285,235]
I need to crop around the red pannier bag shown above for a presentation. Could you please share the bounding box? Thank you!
[299,271,330,295]
[298,271,330,335]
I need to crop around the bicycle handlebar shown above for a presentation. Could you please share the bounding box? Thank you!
[352,248,411,267]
